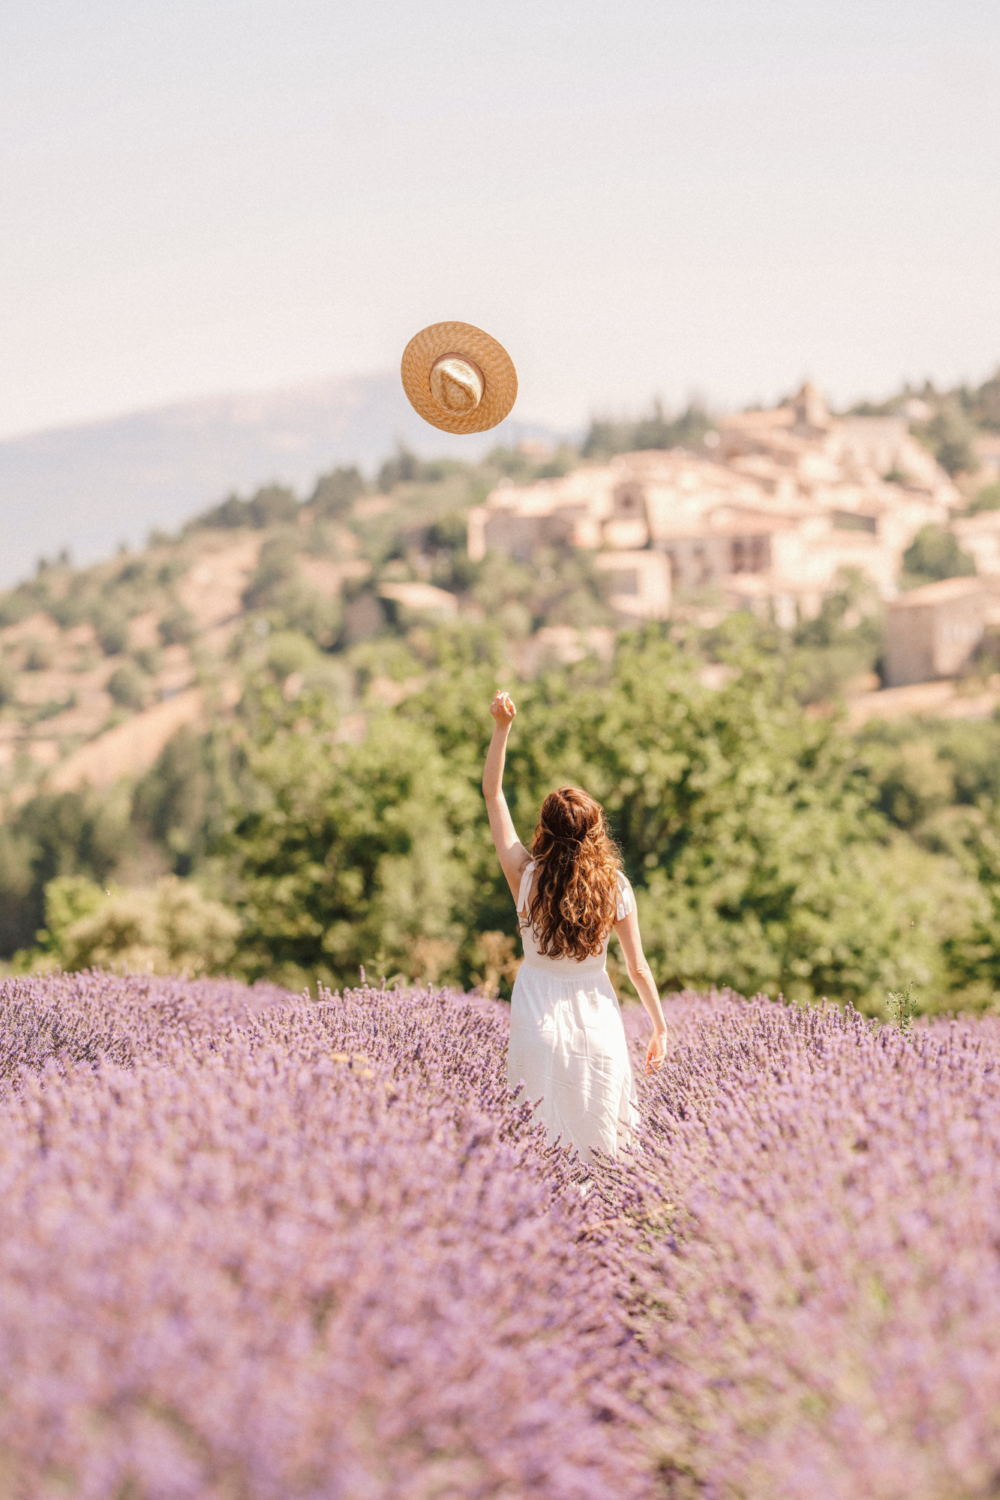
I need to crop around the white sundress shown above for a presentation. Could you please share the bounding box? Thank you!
[507,861,639,1162]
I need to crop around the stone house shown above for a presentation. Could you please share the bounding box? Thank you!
[592,550,671,623]
[883,577,988,687]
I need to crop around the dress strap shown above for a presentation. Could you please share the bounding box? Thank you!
[615,870,635,922]
[516,860,537,916]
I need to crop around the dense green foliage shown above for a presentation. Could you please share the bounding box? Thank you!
[25,873,239,975]
[191,483,300,531]
[913,400,979,477]
[0,788,132,955]
[7,614,1000,1014]
[219,629,998,1012]
[582,400,710,458]
[969,481,1000,515]
[901,524,976,585]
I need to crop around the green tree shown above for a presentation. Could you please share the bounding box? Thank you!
[227,634,958,1008]
[229,695,479,989]
[132,724,232,876]
[158,602,197,646]
[309,466,366,519]
[107,662,149,710]
[238,536,341,646]
[961,365,1000,431]
[0,789,134,957]
[377,446,422,491]
[582,400,710,458]
[0,662,17,708]
[93,610,129,656]
[915,400,978,476]
[902,525,976,584]
[25,874,239,976]
[195,484,300,530]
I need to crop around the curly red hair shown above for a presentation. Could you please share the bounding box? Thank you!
[525,786,623,960]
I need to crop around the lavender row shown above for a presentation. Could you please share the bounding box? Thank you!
[0,970,294,1079]
[0,974,645,1499]
[611,993,1000,1498]
[3,972,1000,1497]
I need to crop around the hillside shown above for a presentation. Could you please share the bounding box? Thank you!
[5,379,1000,1010]
[0,372,564,586]
[5,368,1000,806]
[0,443,593,800]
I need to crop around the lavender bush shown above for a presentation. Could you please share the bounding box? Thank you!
[0,971,290,1077]
[0,974,645,1499]
[1,972,999,1497]
[613,995,1000,1498]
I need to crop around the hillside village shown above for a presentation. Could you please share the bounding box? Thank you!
[471,384,1000,650]
[2,381,1000,806]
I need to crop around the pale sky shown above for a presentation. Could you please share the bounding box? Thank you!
[1,0,999,440]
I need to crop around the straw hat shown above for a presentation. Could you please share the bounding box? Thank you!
[400,321,517,434]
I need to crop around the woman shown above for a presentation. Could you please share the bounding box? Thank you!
[483,689,668,1162]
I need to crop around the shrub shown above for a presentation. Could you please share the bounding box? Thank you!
[158,602,197,646]
[902,523,976,583]
[0,790,134,958]
[241,535,300,611]
[914,399,979,476]
[22,636,55,671]
[309,465,366,518]
[94,611,129,656]
[133,646,162,675]
[0,662,17,708]
[107,661,148,710]
[968,480,1000,514]
[29,874,240,976]
[265,629,320,680]
[0,587,36,627]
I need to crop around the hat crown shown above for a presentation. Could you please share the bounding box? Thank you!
[429,355,483,415]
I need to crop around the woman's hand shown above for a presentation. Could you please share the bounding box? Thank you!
[645,1030,668,1072]
[490,690,516,728]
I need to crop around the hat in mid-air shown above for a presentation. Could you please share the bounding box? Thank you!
[400,321,517,434]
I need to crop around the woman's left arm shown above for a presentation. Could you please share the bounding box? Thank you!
[483,691,531,901]
[614,905,669,1072]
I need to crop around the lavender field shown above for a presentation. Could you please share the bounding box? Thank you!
[1,974,999,1498]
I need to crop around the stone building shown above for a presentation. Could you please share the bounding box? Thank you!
[467,385,959,626]
[883,577,988,687]
[592,550,672,623]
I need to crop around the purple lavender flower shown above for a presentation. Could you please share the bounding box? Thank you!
[2,972,999,1497]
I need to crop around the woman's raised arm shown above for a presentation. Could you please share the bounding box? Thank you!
[483,691,531,901]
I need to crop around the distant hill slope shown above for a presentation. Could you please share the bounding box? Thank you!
[0,373,562,586]
[0,436,600,802]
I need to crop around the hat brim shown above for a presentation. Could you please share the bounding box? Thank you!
[401,322,518,434]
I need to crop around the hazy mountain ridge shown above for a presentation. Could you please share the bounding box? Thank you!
[0,373,563,587]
